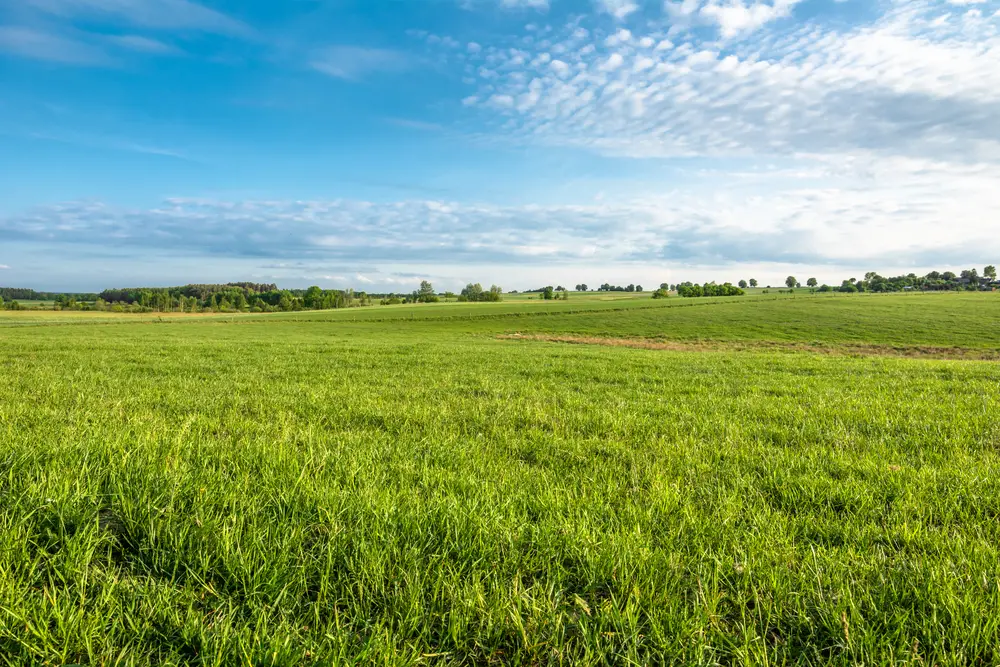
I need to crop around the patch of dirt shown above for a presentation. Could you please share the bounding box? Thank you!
[497,334,1000,360]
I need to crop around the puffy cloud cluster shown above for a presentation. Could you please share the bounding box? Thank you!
[459,0,1000,160]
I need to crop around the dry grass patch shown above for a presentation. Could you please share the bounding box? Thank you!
[499,333,1000,360]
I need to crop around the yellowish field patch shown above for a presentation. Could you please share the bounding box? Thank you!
[499,333,1000,360]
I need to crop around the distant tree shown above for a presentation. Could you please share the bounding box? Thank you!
[443,291,456,300]
[542,286,555,300]
[807,277,818,287]
[635,285,643,292]
[652,288,669,299]
[561,290,569,300]
[738,280,748,289]
[626,284,635,292]
[660,283,669,291]
[461,283,485,302]
[410,281,440,303]
[749,279,758,288]
[555,285,566,292]
[960,269,979,290]
[303,286,323,309]
[785,276,797,289]
[675,281,744,298]
[985,265,997,281]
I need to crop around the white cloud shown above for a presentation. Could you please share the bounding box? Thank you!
[0,265,10,270]
[549,59,571,75]
[664,0,803,36]
[600,52,625,70]
[700,0,803,38]
[596,0,640,20]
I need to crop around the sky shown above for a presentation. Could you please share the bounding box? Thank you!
[1,0,998,292]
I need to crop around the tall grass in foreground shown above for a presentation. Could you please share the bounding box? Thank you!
[1,299,999,664]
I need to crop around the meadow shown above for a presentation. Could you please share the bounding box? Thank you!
[1,292,999,665]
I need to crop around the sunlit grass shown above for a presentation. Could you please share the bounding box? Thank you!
[1,293,998,664]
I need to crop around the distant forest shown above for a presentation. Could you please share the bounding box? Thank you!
[665,266,997,299]
[0,287,99,302]
[0,281,502,312]
[0,266,996,312]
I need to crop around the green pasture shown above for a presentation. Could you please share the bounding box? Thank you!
[1,292,998,665]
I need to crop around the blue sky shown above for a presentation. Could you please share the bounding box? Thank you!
[1,0,998,292]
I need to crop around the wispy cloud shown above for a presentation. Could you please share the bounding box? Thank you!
[310,46,413,80]
[24,129,192,160]
[2,155,997,267]
[25,0,252,36]
[0,264,10,270]
[384,118,445,132]
[460,0,549,10]
[0,25,111,65]
[501,0,549,8]
[106,34,179,55]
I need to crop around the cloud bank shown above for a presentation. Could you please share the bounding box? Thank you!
[3,153,997,268]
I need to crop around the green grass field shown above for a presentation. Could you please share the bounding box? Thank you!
[2,293,999,665]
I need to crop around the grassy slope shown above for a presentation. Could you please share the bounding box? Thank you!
[262,291,1000,349]
[1,294,999,665]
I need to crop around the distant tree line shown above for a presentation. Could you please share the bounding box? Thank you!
[377,281,504,305]
[1,279,510,313]
[524,286,570,300]
[597,283,643,292]
[655,266,998,299]
[5,266,995,313]
[93,283,369,313]
[0,287,99,302]
[813,267,997,293]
